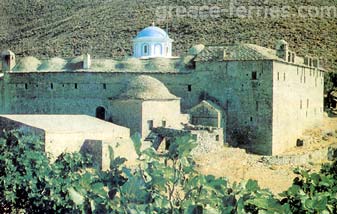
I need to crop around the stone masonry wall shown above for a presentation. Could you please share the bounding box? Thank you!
[195,60,274,155]
[141,100,189,138]
[190,127,224,155]
[0,61,274,154]
[272,61,324,154]
[0,58,323,155]
[0,72,194,115]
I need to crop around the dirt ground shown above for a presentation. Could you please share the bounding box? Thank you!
[194,116,337,194]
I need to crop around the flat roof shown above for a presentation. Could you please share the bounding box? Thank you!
[0,114,129,134]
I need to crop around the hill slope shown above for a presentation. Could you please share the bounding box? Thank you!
[0,0,337,69]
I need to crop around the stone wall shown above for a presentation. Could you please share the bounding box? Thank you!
[189,101,222,128]
[110,99,142,136]
[0,62,274,154]
[0,115,136,170]
[141,100,189,138]
[45,131,135,170]
[195,60,274,155]
[0,72,194,115]
[190,127,224,155]
[0,117,45,143]
[0,58,324,155]
[260,145,337,166]
[110,99,188,138]
[272,61,324,154]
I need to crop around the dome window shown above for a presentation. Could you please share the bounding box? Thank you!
[143,44,149,56]
[155,44,162,55]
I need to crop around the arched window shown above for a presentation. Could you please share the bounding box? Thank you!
[142,44,149,56]
[154,44,162,56]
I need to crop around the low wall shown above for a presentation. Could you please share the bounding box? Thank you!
[260,145,337,166]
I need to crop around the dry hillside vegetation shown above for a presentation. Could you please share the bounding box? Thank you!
[0,0,337,69]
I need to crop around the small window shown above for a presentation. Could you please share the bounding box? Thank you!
[148,120,154,130]
[283,72,286,81]
[296,139,304,147]
[103,83,106,90]
[250,117,253,122]
[25,83,28,90]
[143,44,149,55]
[252,71,257,80]
[300,100,302,109]
[75,83,78,89]
[50,83,54,89]
[277,72,280,80]
[188,85,192,92]
[215,135,220,141]
[162,120,166,127]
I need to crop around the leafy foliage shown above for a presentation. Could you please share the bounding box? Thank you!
[0,130,336,213]
[280,161,337,214]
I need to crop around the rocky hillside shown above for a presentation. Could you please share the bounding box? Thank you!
[0,0,337,69]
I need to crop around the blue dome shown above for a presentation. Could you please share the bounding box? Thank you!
[136,26,168,39]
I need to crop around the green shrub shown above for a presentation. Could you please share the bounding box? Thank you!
[280,161,337,214]
[0,130,336,213]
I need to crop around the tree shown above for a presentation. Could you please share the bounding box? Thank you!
[0,130,336,213]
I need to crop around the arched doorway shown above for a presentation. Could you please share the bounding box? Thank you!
[96,106,106,120]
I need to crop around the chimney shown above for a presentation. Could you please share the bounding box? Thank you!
[275,40,288,61]
[1,50,16,72]
[83,53,91,69]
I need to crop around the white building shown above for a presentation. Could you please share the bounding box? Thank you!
[111,75,189,138]
[0,115,136,169]
[133,24,173,58]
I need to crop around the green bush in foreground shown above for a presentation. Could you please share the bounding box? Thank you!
[0,131,336,213]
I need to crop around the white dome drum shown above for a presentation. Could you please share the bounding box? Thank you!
[133,24,173,58]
